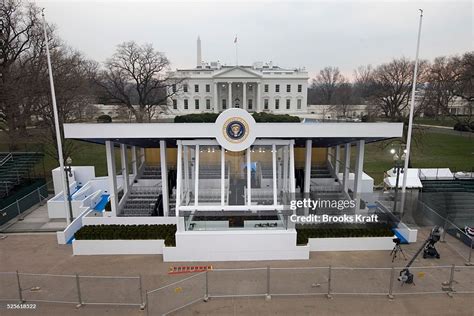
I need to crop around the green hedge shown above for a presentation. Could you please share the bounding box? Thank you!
[97,114,112,123]
[174,113,219,123]
[252,112,300,123]
[74,224,177,246]
[296,224,393,245]
[174,112,301,123]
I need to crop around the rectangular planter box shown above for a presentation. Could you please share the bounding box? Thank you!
[308,236,395,252]
[72,239,165,255]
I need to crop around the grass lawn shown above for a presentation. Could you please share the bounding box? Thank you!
[363,132,474,184]
[413,116,468,128]
[1,129,473,187]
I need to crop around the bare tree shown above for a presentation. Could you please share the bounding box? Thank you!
[312,66,345,105]
[0,0,43,148]
[33,46,97,162]
[96,41,183,122]
[330,82,355,117]
[353,65,374,102]
[367,58,428,120]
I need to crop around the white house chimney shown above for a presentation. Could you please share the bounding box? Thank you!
[197,36,202,67]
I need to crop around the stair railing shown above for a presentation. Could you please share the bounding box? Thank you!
[0,153,13,167]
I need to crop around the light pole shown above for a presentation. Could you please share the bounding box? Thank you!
[64,156,74,222]
[390,146,406,214]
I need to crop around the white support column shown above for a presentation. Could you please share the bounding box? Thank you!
[289,141,295,193]
[335,145,341,179]
[213,82,218,113]
[160,140,169,217]
[343,143,351,193]
[105,141,118,217]
[140,148,145,165]
[256,82,261,112]
[228,82,232,108]
[246,147,251,206]
[272,144,277,205]
[120,144,129,195]
[283,146,289,192]
[221,147,225,207]
[194,145,199,207]
[176,141,182,219]
[304,140,312,194]
[242,82,247,110]
[131,146,138,176]
[327,147,332,165]
[354,140,365,195]
[184,146,190,204]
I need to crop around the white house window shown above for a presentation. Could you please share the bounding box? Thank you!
[195,99,200,109]
[206,84,210,93]
[222,99,227,109]
[195,84,199,93]
[297,99,302,109]
[286,99,291,109]
[286,84,291,93]
[172,99,177,109]
[248,99,253,110]
[264,99,269,110]
[275,84,280,93]
[264,84,269,93]
[297,84,302,93]
[206,99,211,110]
[248,84,253,91]
[172,84,177,93]
[275,99,280,110]
[183,84,188,93]
[184,99,189,110]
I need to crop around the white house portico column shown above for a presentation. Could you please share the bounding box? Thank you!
[213,82,218,113]
[256,82,261,112]
[242,82,247,110]
[228,82,232,108]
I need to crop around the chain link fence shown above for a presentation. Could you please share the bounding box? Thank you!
[0,271,145,309]
[144,265,474,315]
[1,266,473,315]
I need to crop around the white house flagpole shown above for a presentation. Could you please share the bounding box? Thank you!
[234,35,238,66]
[41,9,71,224]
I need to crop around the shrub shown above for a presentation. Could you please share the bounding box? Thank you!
[453,122,473,132]
[174,113,219,123]
[174,112,301,123]
[97,114,112,123]
[74,224,177,246]
[252,112,300,122]
[296,224,393,245]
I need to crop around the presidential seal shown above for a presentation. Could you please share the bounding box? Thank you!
[215,108,256,152]
[223,117,249,143]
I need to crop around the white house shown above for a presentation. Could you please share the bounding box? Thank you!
[168,37,309,114]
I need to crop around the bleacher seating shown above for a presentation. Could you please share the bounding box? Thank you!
[0,152,44,198]
[119,185,161,216]
[421,179,474,228]
[141,165,161,179]
[311,164,332,178]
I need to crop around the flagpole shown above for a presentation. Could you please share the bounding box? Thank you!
[402,9,423,194]
[235,35,238,66]
[41,9,72,225]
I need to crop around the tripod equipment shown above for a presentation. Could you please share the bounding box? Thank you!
[390,237,407,262]
[398,226,442,285]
